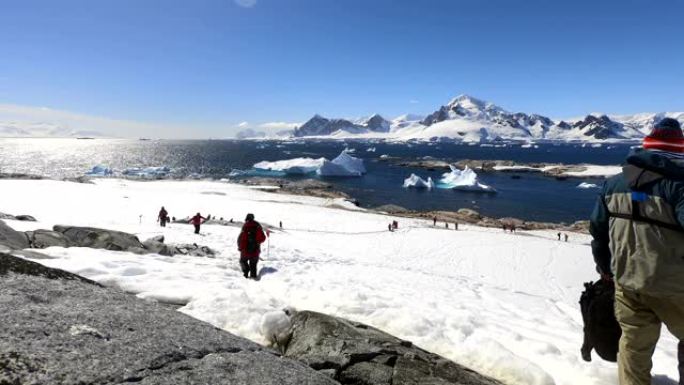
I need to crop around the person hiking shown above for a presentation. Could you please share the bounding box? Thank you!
[564,233,568,242]
[558,232,561,241]
[590,118,684,385]
[190,213,206,234]
[237,213,266,279]
[433,216,437,226]
[158,206,168,227]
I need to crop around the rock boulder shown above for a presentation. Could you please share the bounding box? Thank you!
[53,225,144,251]
[0,220,30,250]
[0,254,337,385]
[284,311,503,385]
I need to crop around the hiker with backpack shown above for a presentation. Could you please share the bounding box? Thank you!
[158,206,168,227]
[589,118,684,385]
[237,213,267,279]
[190,213,206,234]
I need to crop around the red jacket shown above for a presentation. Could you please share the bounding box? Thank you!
[190,215,205,225]
[237,220,267,258]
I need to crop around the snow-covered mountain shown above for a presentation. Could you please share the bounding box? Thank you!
[285,95,683,142]
[293,114,391,137]
[610,112,684,135]
[0,121,105,138]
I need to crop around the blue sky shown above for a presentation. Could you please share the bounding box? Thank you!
[0,0,683,138]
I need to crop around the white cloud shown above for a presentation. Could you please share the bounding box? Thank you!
[258,121,300,130]
[409,99,420,104]
[237,121,249,128]
[234,0,257,8]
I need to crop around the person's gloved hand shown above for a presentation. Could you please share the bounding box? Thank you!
[600,273,613,282]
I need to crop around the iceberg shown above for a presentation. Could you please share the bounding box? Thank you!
[253,157,325,175]
[122,166,171,179]
[251,151,366,178]
[330,151,366,175]
[577,182,600,189]
[438,165,496,193]
[403,173,435,189]
[85,165,113,177]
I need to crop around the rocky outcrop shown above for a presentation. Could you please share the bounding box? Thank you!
[141,236,217,258]
[0,212,37,221]
[25,229,71,249]
[283,311,503,385]
[0,220,30,250]
[0,253,337,385]
[53,225,145,251]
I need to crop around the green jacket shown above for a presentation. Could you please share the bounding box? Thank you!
[590,149,684,295]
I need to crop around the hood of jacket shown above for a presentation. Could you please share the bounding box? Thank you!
[623,149,684,189]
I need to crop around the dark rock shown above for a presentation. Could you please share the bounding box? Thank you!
[53,225,144,251]
[142,239,177,257]
[0,220,30,250]
[0,253,337,385]
[25,229,71,249]
[148,235,165,244]
[173,243,216,258]
[284,311,502,385]
[14,215,37,222]
[0,253,97,284]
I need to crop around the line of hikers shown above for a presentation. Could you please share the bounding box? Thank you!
[156,207,267,280]
[588,118,684,385]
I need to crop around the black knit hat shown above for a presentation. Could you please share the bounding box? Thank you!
[245,213,255,221]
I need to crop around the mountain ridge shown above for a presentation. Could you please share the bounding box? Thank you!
[288,95,683,142]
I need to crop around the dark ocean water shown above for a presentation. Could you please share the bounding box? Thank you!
[0,138,634,223]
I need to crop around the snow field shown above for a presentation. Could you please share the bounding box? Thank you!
[0,178,680,385]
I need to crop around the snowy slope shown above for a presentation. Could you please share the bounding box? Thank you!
[0,179,680,385]
[610,112,684,136]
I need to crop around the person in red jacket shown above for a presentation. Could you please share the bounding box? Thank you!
[158,206,168,227]
[190,212,206,234]
[237,213,267,279]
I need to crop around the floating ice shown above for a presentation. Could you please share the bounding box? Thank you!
[403,173,435,189]
[85,165,113,177]
[328,151,366,175]
[122,166,171,179]
[438,165,496,193]
[577,182,600,189]
[253,157,325,175]
[251,151,366,178]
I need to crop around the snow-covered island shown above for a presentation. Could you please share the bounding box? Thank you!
[1,177,680,384]
[396,159,622,180]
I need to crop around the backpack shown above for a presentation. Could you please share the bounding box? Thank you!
[579,280,622,362]
[244,225,261,254]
